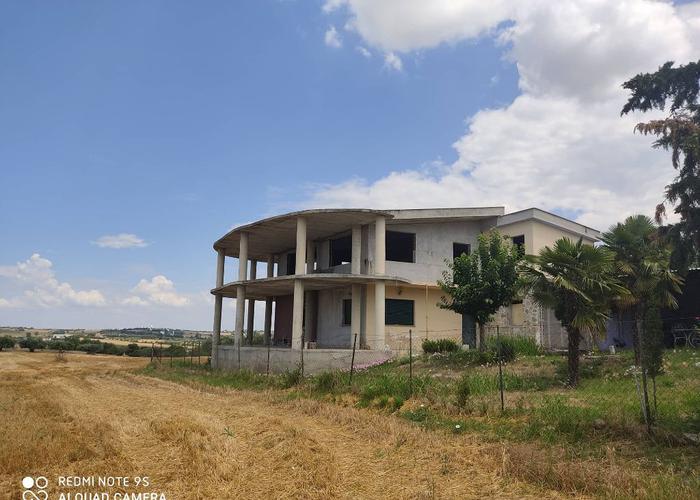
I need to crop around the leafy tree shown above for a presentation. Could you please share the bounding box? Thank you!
[622,60,700,270]
[19,337,46,352]
[438,230,521,349]
[520,238,626,387]
[0,336,16,351]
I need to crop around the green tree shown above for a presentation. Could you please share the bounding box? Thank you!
[19,337,46,352]
[438,230,521,348]
[621,60,700,270]
[602,215,683,363]
[0,336,16,351]
[602,215,682,430]
[520,238,625,387]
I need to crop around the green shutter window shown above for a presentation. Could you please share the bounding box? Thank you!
[385,299,414,326]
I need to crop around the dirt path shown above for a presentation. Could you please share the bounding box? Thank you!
[0,352,566,499]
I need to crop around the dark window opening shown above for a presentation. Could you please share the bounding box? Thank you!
[330,235,352,267]
[342,299,352,326]
[512,235,525,254]
[286,253,296,275]
[385,299,414,326]
[386,231,415,263]
[453,243,471,259]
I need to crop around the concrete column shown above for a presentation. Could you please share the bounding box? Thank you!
[295,217,307,275]
[291,279,304,349]
[373,217,386,349]
[216,249,226,288]
[374,217,386,274]
[246,260,257,344]
[306,239,315,274]
[264,255,273,345]
[211,249,225,367]
[238,233,249,281]
[291,217,307,350]
[351,284,361,347]
[235,233,248,367]
[374,282,385,350]
[351,224,361,275]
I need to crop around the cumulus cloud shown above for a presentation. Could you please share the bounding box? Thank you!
[93,233,148,249]
[0,254,106,307]
[324,25,342,48]
[323,0,512,52]
[123,275,189,307]
[312,0,700,230]
[356,45,372,58]
[383,52,402,71]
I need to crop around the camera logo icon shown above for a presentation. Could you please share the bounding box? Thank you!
[22,476,48,500]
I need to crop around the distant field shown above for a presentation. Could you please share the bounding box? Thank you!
[0,351,554,499]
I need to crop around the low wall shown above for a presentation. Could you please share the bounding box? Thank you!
[216,346,392,375]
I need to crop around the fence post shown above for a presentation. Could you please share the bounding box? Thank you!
[190,341,194,366]
[150,342,154,362]
[300,327,305,377]
[349,333,358,386]
[409,328,413,396]
[266,330,272,375]
[198,341,201,365]
[497,325,505,412]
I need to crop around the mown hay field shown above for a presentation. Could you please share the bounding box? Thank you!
[0,351,562,500]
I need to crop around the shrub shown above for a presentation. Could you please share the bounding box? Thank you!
[422,338,460,354]
[0,336,16,351]
[485,337,516,363]
[19,337,46,352]
[279,367,303,389]
[455,374,472,409]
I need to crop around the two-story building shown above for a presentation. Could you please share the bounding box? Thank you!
[210,207,600,373]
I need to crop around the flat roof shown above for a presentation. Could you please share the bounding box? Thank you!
[212,273,410,299]
[497,207,601,240]
[387,206,504,223]
[214,209,393,260]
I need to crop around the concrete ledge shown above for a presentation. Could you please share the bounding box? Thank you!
[217,346,392,375]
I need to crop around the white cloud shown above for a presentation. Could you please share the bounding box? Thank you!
[309,0,700,230]
[356,45,372,58]
[324,25,342,48]
[0,254,106,307]
[124,275,189,307]
[324,0,512,52]
[383,52,402,71]
[93,233,148,249]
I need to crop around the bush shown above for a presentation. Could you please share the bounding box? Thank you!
[422,338,460,354]
[19,337,46,352]
[0,336,16,351]
[455,374,472,409]
[279,367,303,389]
[485,337,516,363]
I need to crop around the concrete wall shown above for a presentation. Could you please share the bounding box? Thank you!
[316,286,353,348]
[217,345,391,375]
[368,220,483,284]
[359,284,462,351]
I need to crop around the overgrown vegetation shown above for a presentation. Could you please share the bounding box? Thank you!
[143,348,700,497]
[421,338,460,353]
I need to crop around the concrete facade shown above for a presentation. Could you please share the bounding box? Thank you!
[210,207,601,372]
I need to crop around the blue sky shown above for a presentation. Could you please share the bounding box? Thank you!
[1,0,698,329]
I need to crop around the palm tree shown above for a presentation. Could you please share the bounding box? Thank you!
[602,215,683,429]
[602,215,682,363]
[520,238,626,387]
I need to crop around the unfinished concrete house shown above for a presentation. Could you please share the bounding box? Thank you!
[210,207,600,373]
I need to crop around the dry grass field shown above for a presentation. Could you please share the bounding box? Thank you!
[0,351,563,499]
